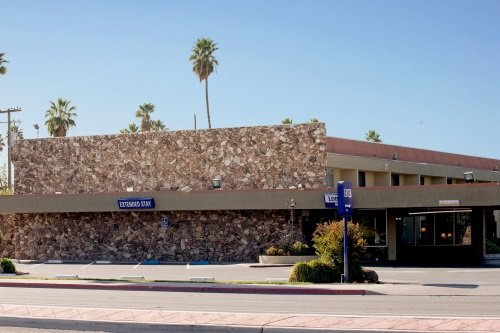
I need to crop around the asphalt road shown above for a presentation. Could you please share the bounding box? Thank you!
[1,285,499,318]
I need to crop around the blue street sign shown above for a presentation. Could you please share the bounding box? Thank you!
[337,181,352,217]
[161,216,170,229]
[117,197,155,209]
[324,193,338,208]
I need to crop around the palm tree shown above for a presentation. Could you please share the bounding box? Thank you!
[0,52,7,75]
[135,103,155,132]
[10,123,23,140]
[365,130,381,143]
[120,123,139,134]
[189,38,218,129]
[45,98,77,137]
[151,119,167,132]
[282,118,293,125]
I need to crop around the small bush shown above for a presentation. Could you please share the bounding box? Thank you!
[363,269,379,283]
[1,258,16,274]
[289,241,310,256]
[264,241,310,256]
[289,259,338,283]
[265,246,279,256]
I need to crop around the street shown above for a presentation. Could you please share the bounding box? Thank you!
[0,286,499,317]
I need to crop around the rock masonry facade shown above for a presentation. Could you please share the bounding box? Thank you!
[2,124,326,261]
[12,123,327,194]
[1,211,298,262]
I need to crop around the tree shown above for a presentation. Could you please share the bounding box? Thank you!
[312,220,367,282]
[309,118,319,123]
[45,98,77,137]
[151,119,167,132]
[120,123,139,134]
[10,123,23,140]
[0,52,7,76]
[189,38,218,129]
[135,103,155,132]
[282,118,293,124]
[365,129,381,142]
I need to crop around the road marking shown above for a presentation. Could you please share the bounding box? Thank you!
[81,262,94,269]
[133,262,142,270]
[120,275,144,280]
[377,270,425,274]
[190,277,215,282]
[448,269,500,273]
[31,263,44,268]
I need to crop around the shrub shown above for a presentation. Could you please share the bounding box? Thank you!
[1,258,16,274]
[289,241,310,256]
[264,241,310,256]
[312,220,367,282]
[265,246,279,256]
[363,269,379,283]
[289,259,338,283]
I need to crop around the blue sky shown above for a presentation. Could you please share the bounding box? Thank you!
[1,0,499,159]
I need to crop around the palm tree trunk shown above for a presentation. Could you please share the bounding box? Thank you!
[205,78,211,129]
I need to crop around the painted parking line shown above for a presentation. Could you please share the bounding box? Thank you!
[448,269,500,273]
[133,262,142,270]
[81,262,94,269]
[376,270,425,274]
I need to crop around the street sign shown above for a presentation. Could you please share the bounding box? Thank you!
[324,192,338,208]
[117,197,155,209]
[160,216,169,230]
[337,181,352,217]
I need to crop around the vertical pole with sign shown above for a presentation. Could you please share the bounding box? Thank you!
[337,181,353,283]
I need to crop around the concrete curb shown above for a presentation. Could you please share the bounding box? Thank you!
[0,280,366,295]
[1,316,263,333]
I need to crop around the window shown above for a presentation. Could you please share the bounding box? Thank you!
[391,173,400,186]
[358,171,366,187]
[401,211,472,246]
[326,168,335,188]
[355,210,387,246]
[420,176,425,185]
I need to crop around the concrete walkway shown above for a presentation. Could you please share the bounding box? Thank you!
[0,279,500,332]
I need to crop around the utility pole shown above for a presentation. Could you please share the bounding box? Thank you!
[0,107,21,191]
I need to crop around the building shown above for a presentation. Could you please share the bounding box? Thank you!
[0,123,499,264]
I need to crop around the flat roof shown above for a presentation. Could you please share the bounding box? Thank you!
[327,137,500,172]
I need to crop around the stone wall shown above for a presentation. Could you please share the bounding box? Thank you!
[0,210,301,262]
[13,123,326,194]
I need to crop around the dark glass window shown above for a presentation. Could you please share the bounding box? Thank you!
[358,171,366,187]
[391,174,400,186]
[355,210,387,246]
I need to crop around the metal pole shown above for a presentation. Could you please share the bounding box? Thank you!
[7,110,11,190]
[0,107,21,191]
[343,216,349,283]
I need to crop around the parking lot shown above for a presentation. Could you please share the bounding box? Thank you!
[12,260,500,287]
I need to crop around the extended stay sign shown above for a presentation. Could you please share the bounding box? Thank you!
[117,197,156,209]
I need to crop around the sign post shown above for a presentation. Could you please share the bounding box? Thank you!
[337,181,353,283]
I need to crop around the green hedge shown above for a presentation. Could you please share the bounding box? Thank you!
[1,258,16,274]
[289,259,339,283]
